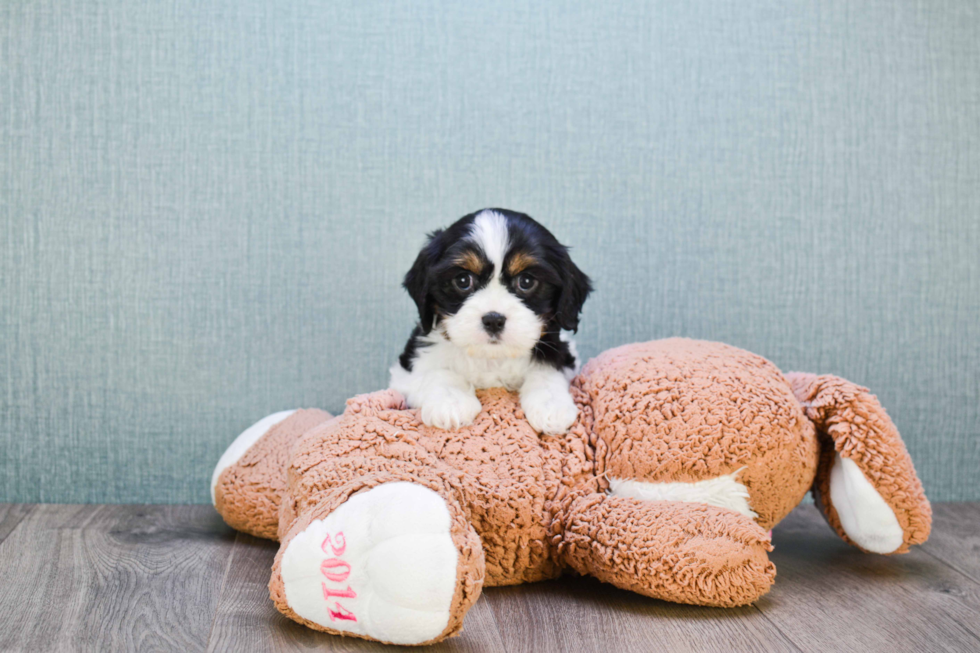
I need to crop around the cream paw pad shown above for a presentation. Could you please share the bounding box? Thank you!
[278,482,461,645]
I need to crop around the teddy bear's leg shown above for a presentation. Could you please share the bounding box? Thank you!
[556,491,775,607]
[212,408,334,540]
[787,373,931,554]
[269,478,485,646]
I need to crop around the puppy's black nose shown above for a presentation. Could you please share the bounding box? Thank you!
[482,312,507,336]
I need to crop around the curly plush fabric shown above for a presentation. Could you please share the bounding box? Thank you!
[279,388,591,586]
[787,373,932,553]
[214,408,333,539]
[579,339,819,530]
[212,338,931,646]
[555,491,775,607]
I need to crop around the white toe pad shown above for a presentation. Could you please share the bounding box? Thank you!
[280,482,459,645]
[829,453,904,554]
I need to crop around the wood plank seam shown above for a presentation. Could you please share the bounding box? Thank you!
[0,504,35,547]
[919,545,980,587]
[205,531,243,650]
[945,613,980,649]
[751,604,804,653]
[470,595,506,651]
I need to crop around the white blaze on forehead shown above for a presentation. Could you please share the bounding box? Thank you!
[468,210,510,273]
[442,209,542,361]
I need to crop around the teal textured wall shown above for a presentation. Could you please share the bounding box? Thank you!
[2,1,978,504]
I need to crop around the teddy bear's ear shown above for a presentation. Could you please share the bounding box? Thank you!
[553,246,592,333]
[403,229,446,334]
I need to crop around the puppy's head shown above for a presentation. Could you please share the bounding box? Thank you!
[403,209,591,359]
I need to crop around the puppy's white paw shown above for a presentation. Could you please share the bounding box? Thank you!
[521,387,578,435]
[420,388,482,430]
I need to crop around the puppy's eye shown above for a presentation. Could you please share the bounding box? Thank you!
[516,273,538,293]
[452,272,473,292]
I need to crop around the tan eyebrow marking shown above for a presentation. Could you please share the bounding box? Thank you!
[507,251,538,276]
[453,250,485,274]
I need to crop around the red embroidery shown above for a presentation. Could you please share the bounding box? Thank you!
[320,558,351,583]
[328,602,357,622]
[321,532,346,556]
[322,583,357,600]
[320,530,357,622]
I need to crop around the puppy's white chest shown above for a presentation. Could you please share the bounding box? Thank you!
[453,355,531,391]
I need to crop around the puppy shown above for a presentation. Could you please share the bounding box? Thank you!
[390,208,591,435]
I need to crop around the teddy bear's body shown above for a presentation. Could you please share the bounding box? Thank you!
[212,338,930,646]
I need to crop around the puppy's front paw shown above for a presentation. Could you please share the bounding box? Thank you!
[521,388,578,435]
[420,388,482,430]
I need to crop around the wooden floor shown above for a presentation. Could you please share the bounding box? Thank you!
[0,504,977,653]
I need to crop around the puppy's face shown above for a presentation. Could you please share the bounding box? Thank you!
[404,209,591,359]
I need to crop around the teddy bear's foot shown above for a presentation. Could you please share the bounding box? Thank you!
[212,408,333,540]
[271,482,485,646]
[826,452,905,553]
[558,492,775,607]
[788,373,931,554]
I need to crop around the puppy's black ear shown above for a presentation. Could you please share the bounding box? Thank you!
[554,248,592,333]
[403,229,444,334]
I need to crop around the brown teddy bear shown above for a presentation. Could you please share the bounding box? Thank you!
[211,338,931,646]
